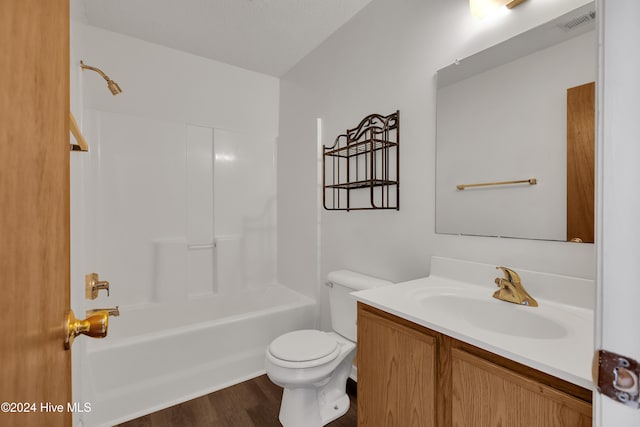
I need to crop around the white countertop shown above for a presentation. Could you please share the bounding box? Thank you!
[352,261,595,390]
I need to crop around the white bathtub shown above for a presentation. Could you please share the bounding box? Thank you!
[80,284,316,427]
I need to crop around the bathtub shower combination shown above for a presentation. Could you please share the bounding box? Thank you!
[83,285,314,426]
[73,110,315,426]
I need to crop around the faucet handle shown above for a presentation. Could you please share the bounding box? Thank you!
[496,266,521,284]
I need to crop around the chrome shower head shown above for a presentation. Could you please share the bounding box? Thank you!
[80,60,122,96]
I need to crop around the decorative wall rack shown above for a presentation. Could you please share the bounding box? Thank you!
[323,111,399,211]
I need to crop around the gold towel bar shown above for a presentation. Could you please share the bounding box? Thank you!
[70,112,89,152]
[456,178,537,190]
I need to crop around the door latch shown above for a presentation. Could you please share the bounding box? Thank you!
[85,272,110,299]
[595,349,640,409]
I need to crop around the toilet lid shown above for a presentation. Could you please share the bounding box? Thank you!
[268,330,338,362]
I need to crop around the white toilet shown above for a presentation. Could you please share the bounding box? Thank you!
[265,270,392,427]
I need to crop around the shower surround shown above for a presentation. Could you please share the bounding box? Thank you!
[70,23,314,426]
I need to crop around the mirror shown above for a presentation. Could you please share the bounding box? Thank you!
[435,3,596,242]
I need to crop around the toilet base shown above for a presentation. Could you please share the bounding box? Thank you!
[279,387,350,427]
[276,346,354,427]
[320,393,350,425]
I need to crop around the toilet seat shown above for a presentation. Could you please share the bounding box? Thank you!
[268,330,341,368]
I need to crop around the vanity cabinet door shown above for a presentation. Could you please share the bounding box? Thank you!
[357,305,436,427]
[451,348,592,427]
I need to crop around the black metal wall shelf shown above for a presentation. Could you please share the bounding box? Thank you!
[323,111,399,211]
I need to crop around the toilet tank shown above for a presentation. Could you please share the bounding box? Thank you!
[327,270,392,342]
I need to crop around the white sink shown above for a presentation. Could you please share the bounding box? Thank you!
[352,257,595,389]
[418,294,567,339]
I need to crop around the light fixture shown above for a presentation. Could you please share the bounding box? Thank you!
[470,0,527,19]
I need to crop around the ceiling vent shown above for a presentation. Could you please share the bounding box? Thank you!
[558,10,596,32]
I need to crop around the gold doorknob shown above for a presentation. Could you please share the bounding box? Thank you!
[64,306,119,350]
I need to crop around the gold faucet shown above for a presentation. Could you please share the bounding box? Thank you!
[493,267,538,307]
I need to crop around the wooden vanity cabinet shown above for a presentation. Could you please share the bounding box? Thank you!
[357,303,437,426]
[357,303,592,427]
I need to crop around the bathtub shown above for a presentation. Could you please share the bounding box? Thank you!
[80,284,316,427]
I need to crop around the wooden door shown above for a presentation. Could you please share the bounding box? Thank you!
[0,1,71,426]
[357,304,436,427]
[566,82,595,243]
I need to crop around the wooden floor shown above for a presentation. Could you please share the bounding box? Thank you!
[116,375,357,427]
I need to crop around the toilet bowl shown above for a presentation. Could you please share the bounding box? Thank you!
[264,270,392,427]
[265,330,356,426]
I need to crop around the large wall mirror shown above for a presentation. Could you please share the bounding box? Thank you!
[435,3,596,242]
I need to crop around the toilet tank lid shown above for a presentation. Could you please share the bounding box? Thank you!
[327,270,393,291]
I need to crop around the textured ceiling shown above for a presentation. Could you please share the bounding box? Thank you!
[77,0,373,77]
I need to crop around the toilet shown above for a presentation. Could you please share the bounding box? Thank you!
[265,270,392,427]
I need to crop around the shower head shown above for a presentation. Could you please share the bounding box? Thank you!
[106,79,122,96]
[80,60,122,95]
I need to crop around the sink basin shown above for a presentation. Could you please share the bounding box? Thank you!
[419,294,567,339]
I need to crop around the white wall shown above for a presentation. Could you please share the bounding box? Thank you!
[278,0,595,329]
[73,24,278,135]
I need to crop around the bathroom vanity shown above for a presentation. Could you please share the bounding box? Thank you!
[353,257,594,426]
[357,303,591,426]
